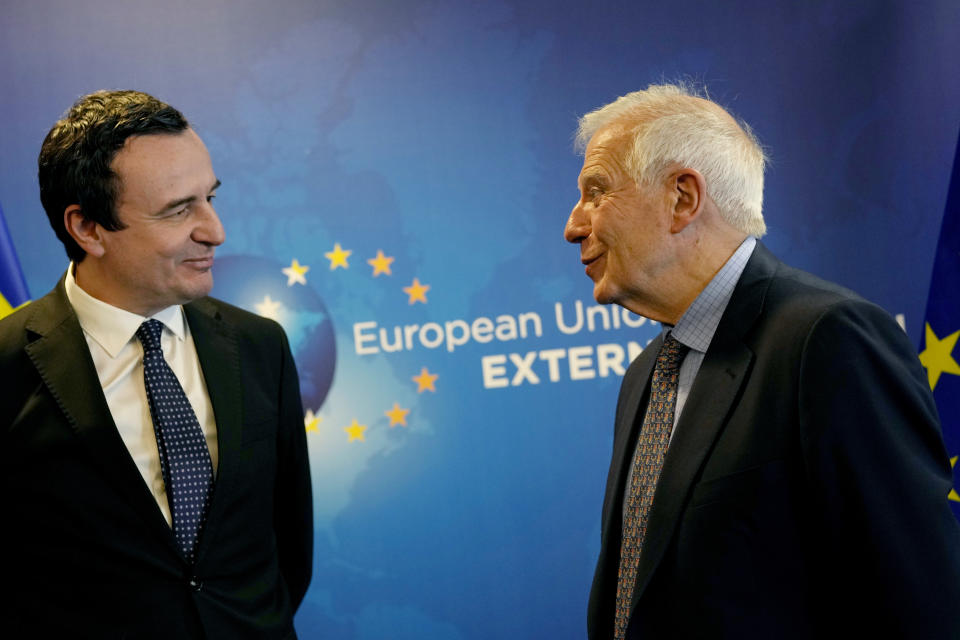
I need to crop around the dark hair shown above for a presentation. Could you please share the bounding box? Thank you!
[38,90,189,262]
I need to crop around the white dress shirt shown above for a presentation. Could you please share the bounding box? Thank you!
[64,265,219,527]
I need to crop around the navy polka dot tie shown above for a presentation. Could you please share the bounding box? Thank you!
[137,319,214,564]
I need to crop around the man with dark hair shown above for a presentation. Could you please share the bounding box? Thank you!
[567,84,960,639]
[38,89,191,262]
[0,90,313,638]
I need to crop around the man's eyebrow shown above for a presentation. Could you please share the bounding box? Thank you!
[155,179,221,215]
[578,171,606,190]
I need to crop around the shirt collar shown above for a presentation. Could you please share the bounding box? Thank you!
[64,263,186,358]
[668,236,757,353]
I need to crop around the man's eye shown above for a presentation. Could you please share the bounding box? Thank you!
[206,194,217,203]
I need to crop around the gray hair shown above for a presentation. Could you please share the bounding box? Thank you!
[575,83,767,237]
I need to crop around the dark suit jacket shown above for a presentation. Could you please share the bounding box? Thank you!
[588,243,960,639]
[0,278,313,639]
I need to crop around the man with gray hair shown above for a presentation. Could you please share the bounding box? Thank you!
[566,84,960,639]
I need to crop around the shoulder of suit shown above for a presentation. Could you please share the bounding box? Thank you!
[754,261,905,350]
[763,261,875,315]
[0,287,74,415]
[748,243,865,308]
[0,285,68,350]
[0,307,31,361]
[0,301,32,337]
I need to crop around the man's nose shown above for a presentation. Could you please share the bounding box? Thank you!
[564,200,589,244]
[194,203,225,247]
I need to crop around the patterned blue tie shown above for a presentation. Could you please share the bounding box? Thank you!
[137,319,214,564]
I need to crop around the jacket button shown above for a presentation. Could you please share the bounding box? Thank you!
[189,577,203,592]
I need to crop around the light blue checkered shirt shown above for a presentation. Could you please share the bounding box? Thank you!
[623,237,756,514]
[668,235,756,435]
[663,236,757,439]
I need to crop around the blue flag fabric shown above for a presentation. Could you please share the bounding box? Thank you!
[920,134,960,518]
[0,202,30,319]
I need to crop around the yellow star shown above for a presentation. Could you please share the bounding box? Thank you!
[254,295,283,320]
[343,418,367,442]
[282,258,310,286]
[412,367,438,393]
[325,243,352,270]
[367,250,395,277]
[304,409,322,433]
[0,292,10,318]
[950,456,959,503]
[385,403,411,427]
[0,293,29,320]
[919,323,960,390]
[403,278,430,304]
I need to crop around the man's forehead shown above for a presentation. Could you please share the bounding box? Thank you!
[111,128,209,175]
[579,124,632,182]
[118,127,199,154]
[587,121,634,150]
[585,123,631,155]
[111,128,215,208]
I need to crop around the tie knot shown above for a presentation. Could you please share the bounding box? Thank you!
[657,334,688,371]
[136,319,165,354]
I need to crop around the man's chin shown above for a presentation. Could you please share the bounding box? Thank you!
[179,274,215,303]
[592,282,617,305]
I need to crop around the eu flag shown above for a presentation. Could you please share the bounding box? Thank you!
[0,202,30,319]
[919,135,960,519]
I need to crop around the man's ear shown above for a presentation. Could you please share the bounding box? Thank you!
[63,205,106,258]
[669,168,707,234]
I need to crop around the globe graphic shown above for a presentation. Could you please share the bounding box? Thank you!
[210,255,336,410]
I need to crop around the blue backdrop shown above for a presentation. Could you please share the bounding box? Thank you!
[2,1,958,637]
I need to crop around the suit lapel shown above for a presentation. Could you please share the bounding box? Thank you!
[184,298,243,560]
[23,281,175,543]
[630,243,780,607]
[604,334,661,536]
